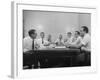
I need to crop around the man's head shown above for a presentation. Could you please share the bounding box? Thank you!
[74,31,80,38]
[40,32,45,39]
[28,29,37,39]
[67,32,72,38]
[47,34,52,41]
[59,34,63,40]
[80,26,89,36]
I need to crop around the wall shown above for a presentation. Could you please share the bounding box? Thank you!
[79,13,91,34]
[23,10,90,41]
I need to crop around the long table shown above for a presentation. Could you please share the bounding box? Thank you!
[33,48,80,57]
[23,48,91,69]
[31,48,81,67]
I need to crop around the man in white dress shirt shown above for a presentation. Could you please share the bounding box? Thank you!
[64,32,73,47]
[23,31,38,52]
[37,32,49,49]
[68,31,82,48]
[36,32,50,68]
[76,26,91,65]
[80,26,91,51]
[55,34,64,46]
[46,34,55,48]
[72,26,91,51]
[23,29,39,69]
[47,34,52,44]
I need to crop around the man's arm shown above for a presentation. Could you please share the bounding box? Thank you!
[23,38,28,52]
[69,37,82,48]
[81,47,91,52]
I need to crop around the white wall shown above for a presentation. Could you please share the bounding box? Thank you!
[79,13,91,34]
[23,10,90,41]
[23,11,80,40]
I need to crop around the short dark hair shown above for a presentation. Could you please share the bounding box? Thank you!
[40,32,45,34]
[75,31,80,35]
[67,32,72,34]
[82,26,89,33]
[28,29,36,36]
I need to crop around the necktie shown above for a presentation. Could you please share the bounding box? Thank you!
[42,39,44,44]
[32,39,34,50]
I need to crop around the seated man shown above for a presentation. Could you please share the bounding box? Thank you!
[70,26,91,51]
[47,34,52,43]
[37,32,49,49]
[80,26,91,65]
[55,34,64,46]
[46,34,55,48]
[23,29,39,69]
[68,31,82,48]
[36,32,50,68]
[74,26,91,66]
[23,30,39,52]
[64,32,73,47]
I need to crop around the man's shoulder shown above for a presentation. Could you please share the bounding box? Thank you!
[24,36,28,40]
[61,39,64,42]
[34,38,39,41]
[35,38,42,43]
[36,38,41,41]
[24,36,32,41]
[24,36,30,39]
[87,34,90,37]
[37,38,48,41]
[84,34,90,39]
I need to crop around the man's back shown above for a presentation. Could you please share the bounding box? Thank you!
[81,33,91,51]
[23,36,32,52]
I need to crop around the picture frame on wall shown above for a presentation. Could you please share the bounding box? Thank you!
[11,1,97,78]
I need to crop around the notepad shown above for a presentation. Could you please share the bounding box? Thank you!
[54,46,66,48]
